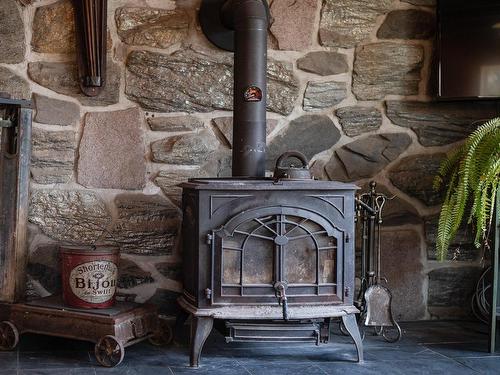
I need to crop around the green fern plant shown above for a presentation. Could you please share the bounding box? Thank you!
[434,117,500,261]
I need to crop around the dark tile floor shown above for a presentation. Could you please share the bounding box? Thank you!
[0,320,497,374]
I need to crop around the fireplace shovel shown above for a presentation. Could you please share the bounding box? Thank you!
[363,195,402,343]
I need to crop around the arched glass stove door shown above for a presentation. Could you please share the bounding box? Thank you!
[211,206,346,306]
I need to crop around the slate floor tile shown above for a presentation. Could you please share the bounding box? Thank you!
[361,345,441,361]
[170,361,248,375]
[7,321,496,374]
[19,369,95,375]
[18,334,92,353]
[118,346,233,368]
[18,351,93,370]
[0,351,18,370]
[455,356,500,374]
[317,357,478,375]
[241,363,325,375]
[424,341,491,358]
[398,322,488,345]
[94,366,172,375]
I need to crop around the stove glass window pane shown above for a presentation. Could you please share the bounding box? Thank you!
[223,249,241,284]
[242,236,273,284]
[284,218,320,284]
[319,248,336,284]
[285,236,317,284]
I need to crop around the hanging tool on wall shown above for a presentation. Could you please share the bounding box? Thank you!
[353,182,402,343]
[72,0,107,97]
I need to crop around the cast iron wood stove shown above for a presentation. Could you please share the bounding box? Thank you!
[178,0,363,367]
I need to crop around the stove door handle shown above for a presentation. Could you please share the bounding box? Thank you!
[281,297,289,321]
[274,281,289,321]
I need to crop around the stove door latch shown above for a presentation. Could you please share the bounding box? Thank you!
[274,281,289,321]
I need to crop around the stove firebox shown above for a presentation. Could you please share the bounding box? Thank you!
[178,179,362,366]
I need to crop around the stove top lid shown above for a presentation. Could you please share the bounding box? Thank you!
[180,178,359,190]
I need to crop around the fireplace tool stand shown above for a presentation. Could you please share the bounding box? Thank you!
[350,182,402,343]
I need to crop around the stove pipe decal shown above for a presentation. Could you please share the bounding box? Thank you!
[200,0,270,177]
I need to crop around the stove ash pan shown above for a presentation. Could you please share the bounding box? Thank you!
[178,178,363,366]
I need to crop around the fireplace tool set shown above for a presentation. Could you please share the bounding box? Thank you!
[352,182,402,343]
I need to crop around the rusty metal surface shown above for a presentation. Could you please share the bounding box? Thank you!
[0,101,32,303]
[25,295,137,317]
[1,296,158,346]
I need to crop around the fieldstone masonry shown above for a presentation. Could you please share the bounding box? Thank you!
[0,0,25,63]
[33,94,80,126]
[31,0,75,54]
[115,7,189,49]
[31,127,77,184]
[78,108,146,190]
[0,0,492,319]
[28,60,121,106]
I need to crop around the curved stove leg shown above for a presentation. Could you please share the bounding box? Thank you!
[190,316,214,367]
[341,314,364,363]
[174,310,190,344]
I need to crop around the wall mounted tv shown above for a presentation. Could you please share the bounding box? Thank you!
[438,0,500,99]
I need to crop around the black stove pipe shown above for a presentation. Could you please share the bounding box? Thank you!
[221,0,269,177]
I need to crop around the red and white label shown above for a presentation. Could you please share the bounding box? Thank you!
[69,261,118,304]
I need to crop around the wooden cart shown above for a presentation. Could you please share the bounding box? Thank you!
[0,295,172,367]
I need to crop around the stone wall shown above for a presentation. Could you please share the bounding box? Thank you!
[1,0,496,319]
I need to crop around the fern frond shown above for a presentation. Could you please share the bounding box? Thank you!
[435,117,500,260]
[433,146,464,191]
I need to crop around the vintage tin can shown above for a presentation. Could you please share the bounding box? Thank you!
[61,246,119,309]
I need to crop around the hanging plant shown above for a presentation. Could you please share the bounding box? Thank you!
[434,117,500,261]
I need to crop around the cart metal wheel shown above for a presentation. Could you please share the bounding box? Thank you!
[0,321,19,351]
[149,319,173,346]
[95,335,124,367]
